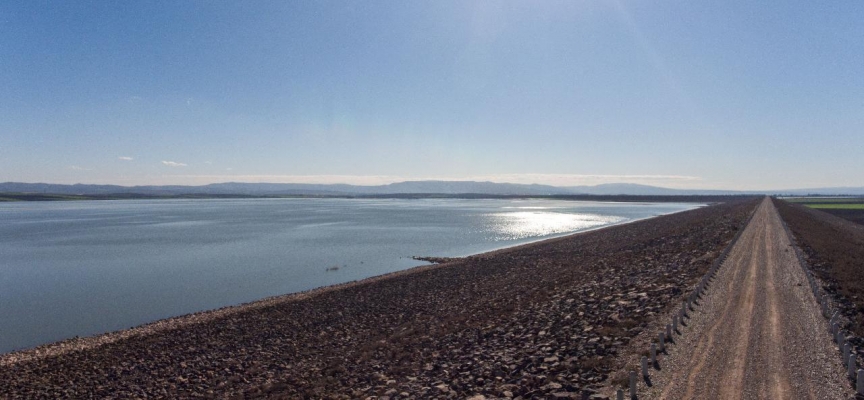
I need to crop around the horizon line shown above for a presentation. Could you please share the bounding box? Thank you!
[2,179,863,193]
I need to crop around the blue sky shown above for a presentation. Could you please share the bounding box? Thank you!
[1,1,862,190]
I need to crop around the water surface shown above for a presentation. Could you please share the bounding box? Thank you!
[0,198,698,353]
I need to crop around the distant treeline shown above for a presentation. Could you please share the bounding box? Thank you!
[0,192,761,203]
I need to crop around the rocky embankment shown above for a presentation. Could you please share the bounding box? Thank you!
[0,199,758,399]
[774,200,864,328]
[774,199,864,375]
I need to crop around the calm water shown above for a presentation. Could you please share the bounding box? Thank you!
[0,198,698,353]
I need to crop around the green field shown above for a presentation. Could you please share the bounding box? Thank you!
[782,197,864,210]
[785,197,864,203]
[805,203,864,210]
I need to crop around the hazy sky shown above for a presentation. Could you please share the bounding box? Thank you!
[1,1,862,190]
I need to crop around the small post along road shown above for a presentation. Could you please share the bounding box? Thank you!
[638,198,853,399]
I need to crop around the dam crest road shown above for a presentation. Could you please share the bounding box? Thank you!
[643,198,852,400]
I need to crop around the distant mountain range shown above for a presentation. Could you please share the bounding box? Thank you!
[2,181,864,197]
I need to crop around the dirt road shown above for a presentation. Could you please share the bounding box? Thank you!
[643,198,852,399]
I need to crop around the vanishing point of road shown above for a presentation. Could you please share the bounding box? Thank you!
[643,198,853,399]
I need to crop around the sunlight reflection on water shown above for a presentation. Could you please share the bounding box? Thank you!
[487,211,627,241]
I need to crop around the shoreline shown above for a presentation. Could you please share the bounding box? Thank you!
[0,203,703,362]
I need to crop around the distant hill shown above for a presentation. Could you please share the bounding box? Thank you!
[1,181,863,197]
[0,181,570,196]
[371,181,570,195]
[565,183,743,196]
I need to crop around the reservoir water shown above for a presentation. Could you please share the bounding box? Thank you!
[0,198,699,353]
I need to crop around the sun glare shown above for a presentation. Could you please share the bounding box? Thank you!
[487,211,626,241]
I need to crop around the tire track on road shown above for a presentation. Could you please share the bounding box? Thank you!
[717,219,760,399]
[763,221,790,399]
[674,214,756,400]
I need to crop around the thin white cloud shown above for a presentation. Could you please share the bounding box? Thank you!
[118,156,134,161]
[161,161,188,167]
[69,166,92,171]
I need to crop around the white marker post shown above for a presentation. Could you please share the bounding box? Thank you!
[844,342,851,364]
[650,343,657,365]
[823,295,830,318]
[629,371,637,399]
[858,369,864,395]
[658,332,665,352]
[641,356,649,378]
[617,388,624,400]
[848,354,856,379]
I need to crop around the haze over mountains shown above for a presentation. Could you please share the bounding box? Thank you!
[2,181,863,197]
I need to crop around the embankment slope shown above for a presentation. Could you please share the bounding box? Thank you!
[774,199,864,334]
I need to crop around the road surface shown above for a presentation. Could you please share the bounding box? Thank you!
[644,198,852,399]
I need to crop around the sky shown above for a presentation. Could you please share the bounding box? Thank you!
[1,1,862,190]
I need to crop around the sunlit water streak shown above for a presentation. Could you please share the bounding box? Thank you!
[487,211,626,241]
[0,198,699,353]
